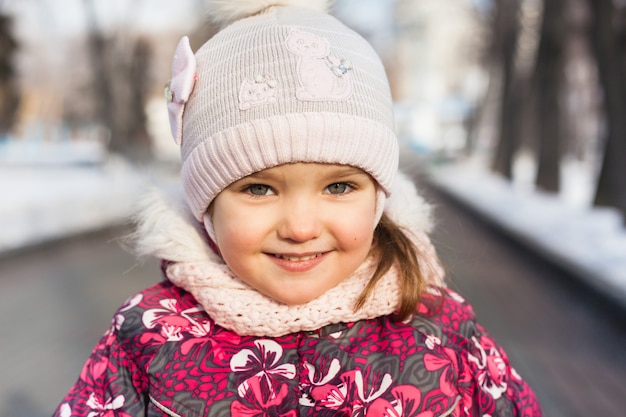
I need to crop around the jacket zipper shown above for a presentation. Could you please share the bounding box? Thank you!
[439,395,462,417]
[149,395,184,417]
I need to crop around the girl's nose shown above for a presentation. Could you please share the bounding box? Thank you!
[277,200,322,242]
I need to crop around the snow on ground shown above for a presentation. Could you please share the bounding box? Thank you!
[427,159,626,309]
[0,157,158,253]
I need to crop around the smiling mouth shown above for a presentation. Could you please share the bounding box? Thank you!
[268,251,329,273]
[272,253,324,262]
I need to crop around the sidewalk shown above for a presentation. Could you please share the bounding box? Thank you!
[426,160,626,311]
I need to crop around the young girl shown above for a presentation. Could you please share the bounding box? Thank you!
[53,1,542,416]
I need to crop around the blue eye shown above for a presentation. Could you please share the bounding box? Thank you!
[326,183,351,194]
[246,184,273,196]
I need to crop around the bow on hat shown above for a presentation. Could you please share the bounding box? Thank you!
[165,36,197,145]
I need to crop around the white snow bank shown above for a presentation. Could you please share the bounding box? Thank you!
[0,157,150,253]
[428,161,626,308]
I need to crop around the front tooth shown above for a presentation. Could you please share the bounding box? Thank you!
[278,254,318,261]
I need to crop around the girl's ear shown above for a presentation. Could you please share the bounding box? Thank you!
[206,234,221,257]
[203,211,219,253]
[374,188,387,228]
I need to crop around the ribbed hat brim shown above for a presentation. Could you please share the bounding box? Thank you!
[183,112,398,220]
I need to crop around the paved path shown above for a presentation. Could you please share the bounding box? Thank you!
[422,180,626,417]
[0,228,160,417]
[1,183,625,416]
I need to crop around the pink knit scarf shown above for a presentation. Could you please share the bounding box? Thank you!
[166,258,402,337]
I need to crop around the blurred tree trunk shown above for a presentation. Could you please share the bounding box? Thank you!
[491,0,522,179]
[0,13,20,137]
[588,0,626,217]
[533,0,567,192]
[123,38,153,160]
[82,0,115,144]
[82,0,152,160]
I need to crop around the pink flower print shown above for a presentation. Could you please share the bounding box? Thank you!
[304,357,341,386]
[231,377,297,417]
[119,293,143,312]
[79,351,113,384]
[300,358,341,408]
[367,385,433,417]
[391,385,433,417]
[111,314,125,332]
[425,334,441,350]
[424,348,459,397]
[355,369,393,404]
[510,366,523,382]
[231,340,296,399]
[308,369,357,410]
[59,403,71,417]
[107,293,142,332]
[187,314,212,338]
[447,290,466,304]
[85,393,132,417]
[309,383,348,410]
[350,368,394,416]
[142,299,205,341]
[467,336,508,399]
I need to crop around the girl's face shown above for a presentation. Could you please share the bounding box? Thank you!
[211,162,377,305]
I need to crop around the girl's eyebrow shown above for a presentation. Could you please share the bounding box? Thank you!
[243,171,274,180]
[326,166,368,179]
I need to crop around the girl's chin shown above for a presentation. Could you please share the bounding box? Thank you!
[262,287,329,306]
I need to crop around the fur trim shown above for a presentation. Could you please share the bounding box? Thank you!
[129,187,219,264]
[131,171,434,264]
[386,172,434,234]
[205,0,332,27]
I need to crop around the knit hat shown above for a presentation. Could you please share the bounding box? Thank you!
[165,0,399,225]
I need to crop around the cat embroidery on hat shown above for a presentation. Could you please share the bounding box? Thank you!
[239,74,278,110]
[286,30,353,101]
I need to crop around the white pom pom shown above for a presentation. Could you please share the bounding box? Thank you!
[205,0,332,27]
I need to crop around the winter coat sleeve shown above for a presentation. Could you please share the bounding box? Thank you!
[426,290,543,416]
[51,305,150,417]
[457,321,542,416]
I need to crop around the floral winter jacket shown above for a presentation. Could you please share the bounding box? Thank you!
[54,281,541,417]
[52,174,542,416]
